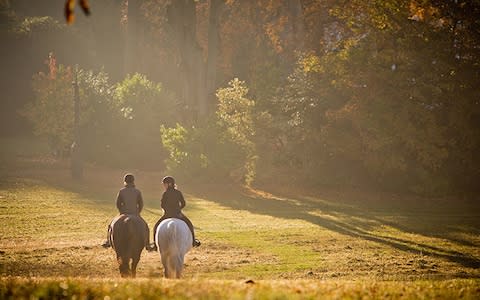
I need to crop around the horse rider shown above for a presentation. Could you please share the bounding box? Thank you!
[149,176,200,251]
[102,173,154,251]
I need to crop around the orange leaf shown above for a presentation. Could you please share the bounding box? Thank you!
[65,0,75,24]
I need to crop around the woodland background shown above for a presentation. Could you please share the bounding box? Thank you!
[0,0,479,196]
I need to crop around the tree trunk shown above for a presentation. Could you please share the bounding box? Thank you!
[167,0,206,123]
[290,0,306,51]
[124,0,143,75]
[205,0,223,116]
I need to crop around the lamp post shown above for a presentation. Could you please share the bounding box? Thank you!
[71,65,83,179]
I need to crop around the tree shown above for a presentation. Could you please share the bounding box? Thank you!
[12,0,480,194]
[111,73,178,168]
[270,0,480,194]
[124,0,143,75]
[216,78,257,184]
[24,53,74,153]
[24,53,113,157]
[165,0,207,121]
[160,78,257,184]
[205,0,223,114]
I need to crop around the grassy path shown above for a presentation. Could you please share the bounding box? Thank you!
[0,137,479,298]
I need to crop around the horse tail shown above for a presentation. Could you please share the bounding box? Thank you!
[123,216,145,255]
[169,221,187,278]
[110,214,146,277]
[158,219,191,278]
[166,221,181,254]
[126,216,147,246]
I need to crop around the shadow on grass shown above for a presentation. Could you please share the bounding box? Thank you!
[188,184,480,270]
[2,154,479,270]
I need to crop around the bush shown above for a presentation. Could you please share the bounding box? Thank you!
[160,78,258,184]
[161,121,246,182]
[107,73,178,169]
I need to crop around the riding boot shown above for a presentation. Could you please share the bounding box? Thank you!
[145,224,156,252]
[193,238,201,247]
[102,225,111,248]
[146,234,156,251]
[190,227,201,247]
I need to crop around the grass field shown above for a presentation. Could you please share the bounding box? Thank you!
[0,137,479,299]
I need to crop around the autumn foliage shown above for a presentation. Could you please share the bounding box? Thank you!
[11,0,480,195]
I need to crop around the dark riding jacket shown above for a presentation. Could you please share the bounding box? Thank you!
[152,187,195,244]
[116,184,143,215]
[161,188,185,217]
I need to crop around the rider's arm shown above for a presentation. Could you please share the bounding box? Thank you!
[160,192,166,209]
[137,191,144,213]
[179,191,186,209]
[116,191,123,212]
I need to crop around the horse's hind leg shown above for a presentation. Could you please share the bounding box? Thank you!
[162,254,177,278]
[131,253,141,278]
[131,263,137,278]
[175,255,184,279]
[169,260,177,279]
[161,254,170,278]
[118,257,130,277]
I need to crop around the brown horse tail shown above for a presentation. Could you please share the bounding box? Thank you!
[124,215,147,244]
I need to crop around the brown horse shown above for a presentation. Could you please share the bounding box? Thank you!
[109,214,149,277]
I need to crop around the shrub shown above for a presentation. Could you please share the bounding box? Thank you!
[160,121,245,182]
[160,78,258,184]
[110,73,178,169]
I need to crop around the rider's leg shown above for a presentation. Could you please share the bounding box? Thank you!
[102,225,111,248]
[179,213,200,247]
[144,222,151,250]
[151,215,167,247]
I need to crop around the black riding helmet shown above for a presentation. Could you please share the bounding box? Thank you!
[124,173,135,184]
[162,176,175,187]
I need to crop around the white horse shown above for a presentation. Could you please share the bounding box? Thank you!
[155,218,193,278]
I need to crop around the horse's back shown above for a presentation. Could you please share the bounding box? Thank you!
[111,214,147,252]
[156,218,192,254]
